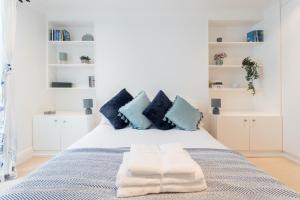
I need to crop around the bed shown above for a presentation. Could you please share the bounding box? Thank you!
[0,124,299,200]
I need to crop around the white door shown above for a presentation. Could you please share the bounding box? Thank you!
[33,117,61,151]
[250,116,282,151]
[61,117,87,149]
[218,116,250,151]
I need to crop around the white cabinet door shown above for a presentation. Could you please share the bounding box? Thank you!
[250,116,282,151]
[218,116,250,151]
[33,117,61,151]
[61,117,87,149]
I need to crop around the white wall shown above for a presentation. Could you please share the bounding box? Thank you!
[281,0,300,160]
[13,5,51,163]
[95,15,208,110]
[43,1,269,113]
[253,0,281,113]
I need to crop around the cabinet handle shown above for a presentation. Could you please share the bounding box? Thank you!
[244,119,247,122]
[54,120,58,123]
[252,119,256,122]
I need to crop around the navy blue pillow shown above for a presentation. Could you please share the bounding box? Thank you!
[100,89,133,129]
[143,90,175,130]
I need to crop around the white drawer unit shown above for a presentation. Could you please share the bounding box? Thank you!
[33,112,97,152]
[209,112,282,152]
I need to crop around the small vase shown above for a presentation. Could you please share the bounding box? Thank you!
[215,59,223,65]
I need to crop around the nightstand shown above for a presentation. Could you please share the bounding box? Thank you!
[33,112,97,153]
[208,112,282,152]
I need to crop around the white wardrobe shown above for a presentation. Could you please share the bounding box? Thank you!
[281,0,300,160]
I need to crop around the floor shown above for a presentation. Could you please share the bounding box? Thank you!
[17,156,52,178]
[247,157,300,192]
[2,156,300,193]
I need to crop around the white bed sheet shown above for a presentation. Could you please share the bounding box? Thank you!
[69,125,226,150]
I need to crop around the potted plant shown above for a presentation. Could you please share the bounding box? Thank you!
[80,56,91,64]
[242,57,260,95]
[214,52,227,65]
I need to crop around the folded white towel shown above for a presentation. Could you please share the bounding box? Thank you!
[116,144,207,198]
[127,144,198,177]
[160,143,185,153]
[117,181,207,198]
[116,153,206,187]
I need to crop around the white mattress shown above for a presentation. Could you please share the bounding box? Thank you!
[69,125,226,150]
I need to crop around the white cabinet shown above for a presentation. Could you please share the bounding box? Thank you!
[209,112,282,152]
[33,112,97,152]
[217,116,250,151]
[249,116,282,151]
[33,117,61,151]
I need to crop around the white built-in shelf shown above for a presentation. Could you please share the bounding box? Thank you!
[209,88,262,92]
[209,65,242,69]
[209,42,263,47]
[48,64,95,68]
[208,20,261,27]
[48,41,95,47]
[209,64,263,69]
[48,87,96,91]
[209,88,247,92]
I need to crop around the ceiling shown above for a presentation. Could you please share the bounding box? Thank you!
[29,0,277,16]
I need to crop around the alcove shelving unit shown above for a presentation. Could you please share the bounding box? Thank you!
[46,21,96,111]
[47,21,96,90]
[208,20,264,111]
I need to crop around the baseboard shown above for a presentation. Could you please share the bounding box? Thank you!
[241,151,283,157]
[33,151,59,157]
[17,147,33,165]
[283,152,300,165]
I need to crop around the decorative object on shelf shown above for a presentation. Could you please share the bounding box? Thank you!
[211,99,221,115]
[49,29,70,41]
[44,111,56,115]
[83,99,93,115]
[247,30,264,42]
[242,57,260,95]
[214,52,227,65]
[18,0,30,3]
[80,56,91,64]
[88,76,95,88]
[51,82,73,88]
[210,81,223,88]
[82,33,94,41]
[217,37,223,42]
[58,52,68,64]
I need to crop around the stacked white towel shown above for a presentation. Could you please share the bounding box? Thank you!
[116,144,207,198]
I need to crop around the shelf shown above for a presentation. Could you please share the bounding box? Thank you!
[48,64,95,68]
[48,87,96,91]
[209,42,263,47]
[48,41,95,47]
[209,88,262,92]
[210,88,247,92]
[209,64,262,69]
[209,65,242,69]
[210,111,281,117]
[209,20,261,27]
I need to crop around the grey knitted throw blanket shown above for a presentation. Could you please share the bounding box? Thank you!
[0,148,299,200]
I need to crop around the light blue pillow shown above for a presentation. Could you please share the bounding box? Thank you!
[119,91,152,130]
[164,96,203,131]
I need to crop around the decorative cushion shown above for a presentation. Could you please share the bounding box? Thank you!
[100,89,133,129]
[119,91,152,130]
[164,96,203,131]
[143,90,175,130]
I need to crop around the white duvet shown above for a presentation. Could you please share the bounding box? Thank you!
[69,124,226,150]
